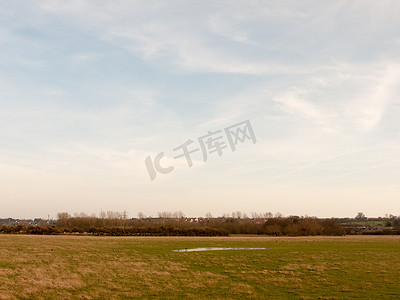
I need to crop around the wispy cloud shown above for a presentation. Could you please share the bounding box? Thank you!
[1,0,400,218]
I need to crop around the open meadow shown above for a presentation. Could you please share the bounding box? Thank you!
[1,235,400,299]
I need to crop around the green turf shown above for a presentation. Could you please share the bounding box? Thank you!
[0,235,399,299]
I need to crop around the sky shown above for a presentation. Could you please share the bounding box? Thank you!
[0,0,399,219]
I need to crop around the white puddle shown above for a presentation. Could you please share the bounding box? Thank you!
[172,247,268,252]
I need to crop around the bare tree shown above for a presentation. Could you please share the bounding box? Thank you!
[263,212,273,219]
[355,212,366,220]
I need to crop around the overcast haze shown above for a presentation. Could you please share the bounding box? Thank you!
[1,1,399,219]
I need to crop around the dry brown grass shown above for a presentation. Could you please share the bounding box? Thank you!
[1,235,400,299]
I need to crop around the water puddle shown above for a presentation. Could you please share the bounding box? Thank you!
[172,247,267,252]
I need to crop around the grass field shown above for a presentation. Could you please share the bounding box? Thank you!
[1,235,400,299]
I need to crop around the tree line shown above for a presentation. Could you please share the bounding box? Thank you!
[1,211,399,237]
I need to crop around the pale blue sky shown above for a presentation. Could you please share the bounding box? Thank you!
[1,1,399,219]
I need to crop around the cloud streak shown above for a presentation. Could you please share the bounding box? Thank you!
[0,0,399,218]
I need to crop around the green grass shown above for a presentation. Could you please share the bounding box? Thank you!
[342,221,385,226]
[1,235,400,299]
